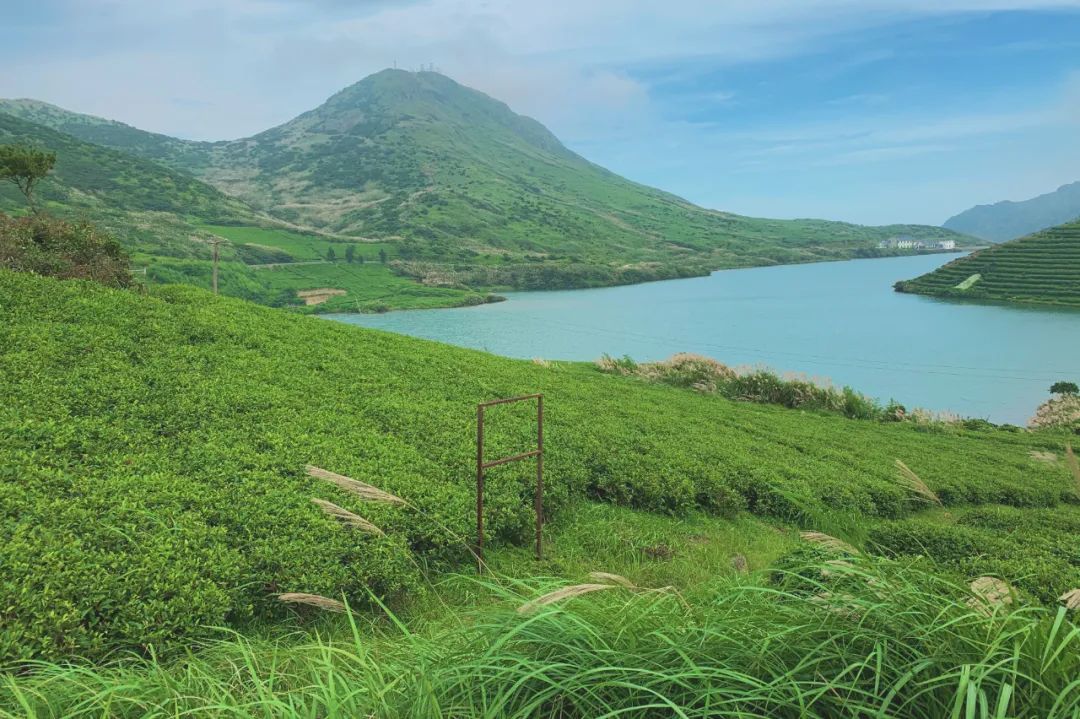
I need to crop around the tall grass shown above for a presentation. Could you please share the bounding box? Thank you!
[597,353,901,421]
[4,556,1078,718]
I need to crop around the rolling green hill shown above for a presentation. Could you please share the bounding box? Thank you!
[945,180,1080,242]
[896,219,1080,306]
[0,112,253,258]
[2,270,1078,714]
[2,268,1078,664]
[1,70,967,294]
[0,112,487,310]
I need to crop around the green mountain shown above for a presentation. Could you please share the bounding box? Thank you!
[0,112,253,258]
[0,98,210,169]
[895,218,1080,306]
[1,70,966,294]
[0,110,478,310]
[944,181,1080,242]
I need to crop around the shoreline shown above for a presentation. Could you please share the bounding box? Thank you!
[316,247,971,316]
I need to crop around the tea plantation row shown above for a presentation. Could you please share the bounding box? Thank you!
[1,270,1077,662]
[896,219,1080,306]
[870,504,1080,603]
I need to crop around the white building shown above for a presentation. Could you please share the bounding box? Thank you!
[879,236,921,250]
[936,239,957,250]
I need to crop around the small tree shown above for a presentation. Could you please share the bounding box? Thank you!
[1051,381,1079,396]
[344,244,355,263]
[0,144,56,213]
[326,246,336,262]
[379,248,387,264]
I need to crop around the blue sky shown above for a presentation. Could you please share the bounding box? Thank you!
[2,1,1079,225]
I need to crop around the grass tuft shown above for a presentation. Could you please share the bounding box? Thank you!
[1066,444,1080,494]
[5,556,1079,718]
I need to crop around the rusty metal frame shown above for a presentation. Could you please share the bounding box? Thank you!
[476,393,543,570]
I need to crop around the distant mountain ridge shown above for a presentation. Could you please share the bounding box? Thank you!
[1,70,964,277]
[944,181,1080,242]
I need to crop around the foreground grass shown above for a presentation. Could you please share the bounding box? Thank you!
[4,551,1078,718]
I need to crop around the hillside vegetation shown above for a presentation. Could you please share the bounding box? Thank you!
[0,112,488,310]
[3,269,1078,665]
[0,113,253,259]
[1,70,967,298]
[896,218,1080,306]
[945,180,1080,242]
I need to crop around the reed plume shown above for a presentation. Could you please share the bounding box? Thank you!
[305,465,406,505]
[588,572,635,588]
[278,593,346,613]
[517,584,618,614]
[967,576,1013,615]
[895,459,942,505]
[800,531,859,555]
[311,498,384,535]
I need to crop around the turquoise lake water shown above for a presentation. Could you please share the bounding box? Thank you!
[327,254,1080,425]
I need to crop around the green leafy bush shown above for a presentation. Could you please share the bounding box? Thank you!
[597,354,888,421]
[0,212,133,288]
[868,506,1080,604]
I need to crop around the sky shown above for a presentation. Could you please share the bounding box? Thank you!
[2,1,1079,225]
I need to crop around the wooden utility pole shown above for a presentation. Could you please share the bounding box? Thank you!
[208,238,224,295]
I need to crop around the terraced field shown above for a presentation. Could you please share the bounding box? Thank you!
[896,219,1080,306]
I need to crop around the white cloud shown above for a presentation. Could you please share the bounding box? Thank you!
[2,0,1079,224]
[6,0,1080,139]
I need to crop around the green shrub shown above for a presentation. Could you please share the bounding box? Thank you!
[597,354,888,421]
[1050,381,1079,396]
[867,508,1080,604]
[0,212,133,288]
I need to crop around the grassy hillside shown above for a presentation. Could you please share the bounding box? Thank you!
[945,180,1080,242]
[2,269,1078,665]
[896,219,1080,306]
[0,112,490,310]
[1,71,968,294]
[0,113,251,258]
[2,270,1079,715]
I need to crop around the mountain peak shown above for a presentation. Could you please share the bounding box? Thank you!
[945,180,1080,242]
[280,68,571,157]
